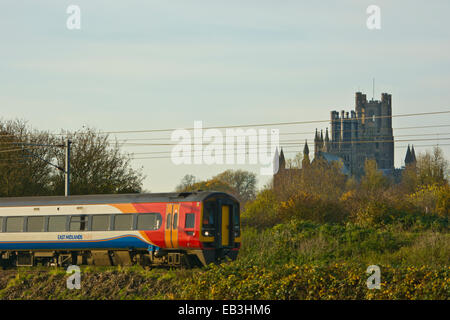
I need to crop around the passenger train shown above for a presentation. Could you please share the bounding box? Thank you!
[0,191,241,268]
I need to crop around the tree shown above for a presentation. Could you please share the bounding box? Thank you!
[400,146,449,194]
[212,170,257,202]
[360,159,389,196]
[49,128,144,195]
[300,158,347,201]
[399,163,419,194]
[0,119,55,196]
[174,169,258,203]
[286,152,303,169]
[0,120,145,196]
[175,174,197,192]
[416,147,449,187]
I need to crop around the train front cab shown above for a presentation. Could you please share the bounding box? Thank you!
[198,194,241,265]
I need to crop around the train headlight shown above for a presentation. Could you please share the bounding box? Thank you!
[202,230,213,237]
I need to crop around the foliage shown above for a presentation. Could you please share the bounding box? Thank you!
[408,184,450,218]
[0,120,144,196]
[213,170,257,202]
[0,120,55,196]
[360,159,389,196]
[0,221,448,300]
[175,174,196,192]
[238,221,449,268]
[416,147,449,187]
[177,262,449,300]
[241,188,279,229]
[278,192,347,224]
[50,129,144,195]
[175,169,257,203]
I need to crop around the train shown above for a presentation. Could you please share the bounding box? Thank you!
[0,191,241,268]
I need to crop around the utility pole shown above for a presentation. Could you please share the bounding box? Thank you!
[65,139,72,197]
[17,140,72,197]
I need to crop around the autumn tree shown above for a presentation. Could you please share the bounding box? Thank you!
[360,159,389,196]
[174,169,258,203]
[300,158,347,201]
[0,120,55,196]
[399,146,449,194]
[175,174,197,192]
[416,147,449,187]
[213,169,257,202]
[49,129,144,195]
[0,120,145,197]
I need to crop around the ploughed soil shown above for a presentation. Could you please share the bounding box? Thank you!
[0,267,188,300]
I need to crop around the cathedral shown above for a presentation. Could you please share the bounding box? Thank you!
[314,91,394,176]
[273,92,416,188]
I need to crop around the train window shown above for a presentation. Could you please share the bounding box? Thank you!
[92,215,110,231]
[70,215,87,231]
[114,214,133,231]
[27,216,45,232]
[233,207,240,227]
[185,213,195,229]
[137,213,162,231]
[173,212,178,230]
[48,216,67,232]
[6,217,23,232]
[166,213,172,230]
[202,202,216,227]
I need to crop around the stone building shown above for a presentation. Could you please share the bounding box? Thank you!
[273,92,417,188]
[314,92,394,177]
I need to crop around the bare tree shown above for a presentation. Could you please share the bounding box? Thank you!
[49,128,144,195]
[212,170,257,202]
[0,119,54,196]
[0,120,145,197]
[175,174,197,192]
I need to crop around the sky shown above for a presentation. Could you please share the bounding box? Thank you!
[1,0,449,192]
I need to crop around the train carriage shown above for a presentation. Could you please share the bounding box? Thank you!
[0,191,241,268]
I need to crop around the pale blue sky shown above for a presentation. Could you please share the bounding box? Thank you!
[1,1,449,191]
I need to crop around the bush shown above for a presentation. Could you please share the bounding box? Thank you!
[241,189,279,229]
[177,262,450,300]
[408,184,450,217]
[278,192,348,224]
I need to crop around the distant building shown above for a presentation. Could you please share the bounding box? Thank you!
[404,144,417,166]
[273,92,417,188]
[314,92,394,177]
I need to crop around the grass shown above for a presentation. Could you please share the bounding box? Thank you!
[238,220,449,269]
[0,219,447,299]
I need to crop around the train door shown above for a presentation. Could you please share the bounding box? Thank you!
[164,204,180,249]
[221,205,231,247]
[171,204,180,248]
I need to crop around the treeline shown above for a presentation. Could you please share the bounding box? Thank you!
[175,169,257,204]
[243,147,449,230]
[0,120,144,197]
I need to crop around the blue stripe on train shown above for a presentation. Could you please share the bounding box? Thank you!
[0,235,150,250]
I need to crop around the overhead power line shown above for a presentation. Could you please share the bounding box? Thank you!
[1,142,447,164]
[127,143,450,161]
[108,131,450,144]
[44,110,450,136]
[107,137,450,147]
[1,111,449,141]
